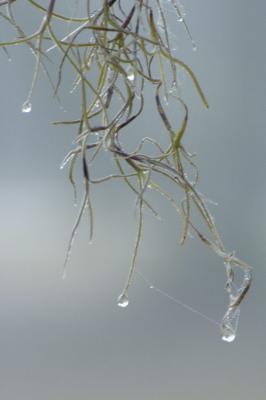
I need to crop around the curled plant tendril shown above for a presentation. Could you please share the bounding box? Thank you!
[0,0,251,340]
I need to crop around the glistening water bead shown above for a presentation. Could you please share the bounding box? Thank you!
[21,100,32,113]
[222,329,236,343]
[117,293,129,308]
[221,307,240,343]
[126,67,135,82]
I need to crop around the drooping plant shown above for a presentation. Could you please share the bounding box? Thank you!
[0,0,252,342]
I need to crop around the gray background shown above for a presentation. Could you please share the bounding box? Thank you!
[0,1,265,399]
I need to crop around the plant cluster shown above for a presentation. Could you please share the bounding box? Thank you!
[0,0,252,342]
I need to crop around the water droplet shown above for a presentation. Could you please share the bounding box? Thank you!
[222,328,236,343]
[149,285,154,289]
[127,67,135,82]
[93,100,101,110]
[192,40,197,51]
[221,307,240,343]
[243,268,252,284]
[135,88,142,100]
[169,81,177,94]
[22,100,32,113]
[117,292,129,308]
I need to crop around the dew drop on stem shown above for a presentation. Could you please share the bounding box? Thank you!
[22,100,32,113]
[192,40,197,51]
[127,66,135,82]
[221,307,240,343]
[117,292,129,308]
[222,329,236,343]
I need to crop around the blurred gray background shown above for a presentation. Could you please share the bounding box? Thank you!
[0,1,265,399]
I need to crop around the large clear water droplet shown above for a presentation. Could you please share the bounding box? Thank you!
[117,292,129,308]
[221,307,240,343]
[22,100,32,113]
[222,328,236,343]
